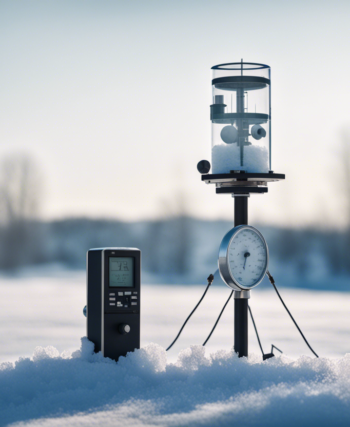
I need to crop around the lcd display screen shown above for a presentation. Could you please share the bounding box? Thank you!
[109,257,134,288]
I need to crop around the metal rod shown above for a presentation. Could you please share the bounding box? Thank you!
[234,197,248,227]
[234,196,249,357]
[234,297,248,357]
[237,88,244,167]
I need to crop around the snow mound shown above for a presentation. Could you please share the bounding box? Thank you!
[1,338,350,426]
[212,144,269,173]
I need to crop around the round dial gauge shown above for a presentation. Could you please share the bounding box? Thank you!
[218,225,269,291]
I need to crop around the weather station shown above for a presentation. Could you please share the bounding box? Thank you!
[195,61,316,359]
[195,61,285,357]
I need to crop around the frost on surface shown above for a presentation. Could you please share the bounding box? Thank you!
[212,144,269,174]
[1,338,350,427]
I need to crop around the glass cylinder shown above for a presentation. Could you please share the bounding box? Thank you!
[211,62,271,174]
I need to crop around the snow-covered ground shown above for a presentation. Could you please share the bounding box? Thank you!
[1,271,350,426]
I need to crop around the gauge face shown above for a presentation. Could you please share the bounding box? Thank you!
[219,226,268,290]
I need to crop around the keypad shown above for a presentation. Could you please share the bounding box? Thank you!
[109,291,138,309]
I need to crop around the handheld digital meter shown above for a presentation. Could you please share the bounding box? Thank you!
[86,248,141,361]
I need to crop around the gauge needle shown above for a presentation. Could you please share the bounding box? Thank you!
[243,252,250,269]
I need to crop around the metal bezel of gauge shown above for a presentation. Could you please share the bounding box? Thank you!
[218,225,269,291]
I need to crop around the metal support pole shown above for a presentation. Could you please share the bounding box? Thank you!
[234,196,248,227]
[234,195,249,357]
[234,292,249,357]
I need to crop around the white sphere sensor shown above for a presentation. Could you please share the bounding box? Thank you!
[220,125,238,144]
[251,125,266,140]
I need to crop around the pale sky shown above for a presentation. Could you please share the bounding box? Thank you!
[1,0,350,228]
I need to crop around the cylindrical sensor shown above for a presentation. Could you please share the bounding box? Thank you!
[210,62,271,174]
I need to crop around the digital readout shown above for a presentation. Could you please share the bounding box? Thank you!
[109,257,134,288]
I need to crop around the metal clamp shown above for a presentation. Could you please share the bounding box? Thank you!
[234,290,251,299]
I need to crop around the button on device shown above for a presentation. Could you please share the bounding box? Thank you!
[109,298,116,301]
[110,293,115,296]
[131,296,137,300]
[118,324,131,335]
[133,292,138,295]
[131,302,137,306]
[110,303,116,306]
[118,292,123,296]
[125,292,131,295]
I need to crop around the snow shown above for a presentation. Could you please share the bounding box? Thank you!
[1,340,350,427]
[1,272,350,426]
[1,271,348,363]
[212,144,269,174]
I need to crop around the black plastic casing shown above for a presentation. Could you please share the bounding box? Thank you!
[86,248,141,361]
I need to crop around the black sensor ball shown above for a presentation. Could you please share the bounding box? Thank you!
[197,160,211,174]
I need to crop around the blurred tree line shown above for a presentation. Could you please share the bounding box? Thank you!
[0,154,45,269]
[0,149,350,283]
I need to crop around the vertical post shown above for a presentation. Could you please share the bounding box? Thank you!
[234,197,248,227]
[234,196,249,357]
[234,295,248,357]
[237,88,245,167]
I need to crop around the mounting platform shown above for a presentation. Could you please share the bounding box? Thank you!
[202,172,285,195]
